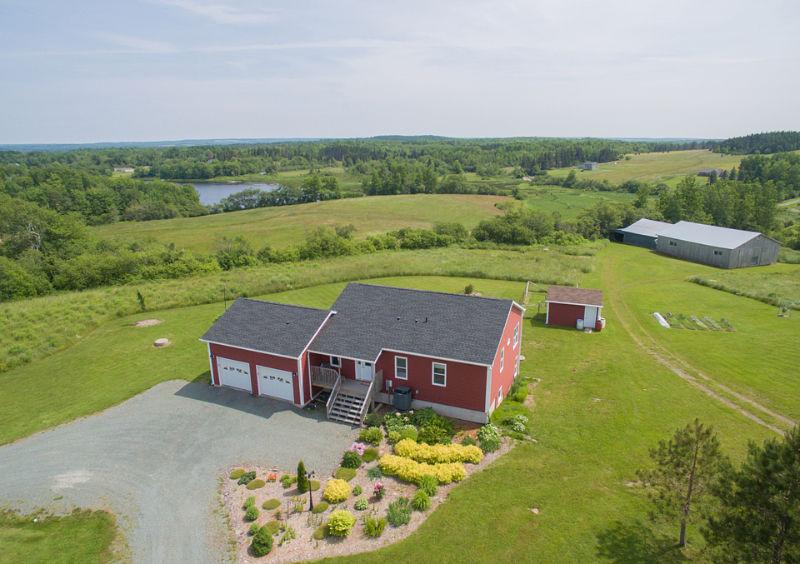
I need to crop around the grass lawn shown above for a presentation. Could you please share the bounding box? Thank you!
[689,263,800,309]
[0,257,784,561]
[93,194,507,254]
[0,509,118,564]
[600,244,800,424]
[546,150,743,187]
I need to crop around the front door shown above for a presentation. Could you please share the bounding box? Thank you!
[355,360,374,382]
[583,305,598,328]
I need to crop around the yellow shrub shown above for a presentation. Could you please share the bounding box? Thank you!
[394,438,483,464]
[379,454,467,485]
[323,478,351,503]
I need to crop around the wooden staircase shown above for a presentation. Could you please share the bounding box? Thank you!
[327,390,369,425]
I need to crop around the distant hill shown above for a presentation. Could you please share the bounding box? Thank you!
[0,138,320,153]
[714,131,800,154]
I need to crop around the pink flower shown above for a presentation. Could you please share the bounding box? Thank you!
[349,442,366,456]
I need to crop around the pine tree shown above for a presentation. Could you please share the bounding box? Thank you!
[637,419,725,548]
[704,427,800,563]
[296,460,308,493]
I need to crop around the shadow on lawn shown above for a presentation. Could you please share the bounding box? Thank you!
[596,520,687,563]
[173,375,331,424]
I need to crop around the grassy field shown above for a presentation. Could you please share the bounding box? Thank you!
[0,509,118,563]
[689,263,800,309]
[0,246,595,374]
[0,247,786,561]
[547,150,743,187]
[518,184,635,216]
[601,244,800,424]
[93,194,507,253]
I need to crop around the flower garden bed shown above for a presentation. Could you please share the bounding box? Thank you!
[221,409,513,562]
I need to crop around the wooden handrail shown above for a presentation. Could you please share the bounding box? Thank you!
[359,370,383,423]
[326,374,341,417]
[311,365,339,388]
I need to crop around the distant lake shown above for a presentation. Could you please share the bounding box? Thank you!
[187,182,281,205]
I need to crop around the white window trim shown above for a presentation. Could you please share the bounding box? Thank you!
[395,356,408,380]
[329,355,341,368]
[513,323,519,348]
[432,362,447,387]
[500,348,505,372]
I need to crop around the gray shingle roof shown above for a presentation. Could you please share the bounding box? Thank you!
[309,283,517,366]
[200,298,331,358]
[616,218,673,238]
[658,221,762,249]
[546,286,603,307]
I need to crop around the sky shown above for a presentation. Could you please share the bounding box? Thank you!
[0,0,798,144]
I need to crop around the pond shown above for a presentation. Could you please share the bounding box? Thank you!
[188,182,281,205]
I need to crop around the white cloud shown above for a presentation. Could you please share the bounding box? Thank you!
[154,0,278,25]
[95,32,175,53]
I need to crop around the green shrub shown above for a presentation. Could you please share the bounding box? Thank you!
[297,460,308,493]
[326,510,357,537]
[312,525,326,540]
[264,520,282,535]
[246,479,266,490]
[387,430,401,444]
[341,451,362,469]
[237,471,256,485]
[367,466,383,480]
[461,436,477,447]
[394,438,483,464]
[418,474,438,496]
[386,498,412,527]
[358,427,383,446]
[354,498,368,511]
[323,478,351,503]
[244,505,260,522]
[477,423,502,453]
[398,424,419,442]
[383,412,412,434]
[362,447,379,463]
[508,378,528,402]
[503,414,529,434]
[411,408,454,436]
[364,412,385,428]
[412,490,431,511]
[280,474,297,488]
[229,468,245,480]
[250,526,273,557]
[335,467,357,481]
[311,501,329,514]
[363,515,387,538]
[243,496,256,509]
[261,499,280,510]
[352,485,362,496]
[248,522,260,536]
[418,424,452,445]
[309,479,320,491]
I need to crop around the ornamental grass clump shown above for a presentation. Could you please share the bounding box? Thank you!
[323,478,351,503]
[326,509,357,537]
[394,438,484,464]
[386,498,412,527]
[412,489,431,511]
[363,515,387,538]
[418,474,438,496]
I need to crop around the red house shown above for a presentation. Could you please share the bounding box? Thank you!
[545,286,605,331]
[200,283,525,424]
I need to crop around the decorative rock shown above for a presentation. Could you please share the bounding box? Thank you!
[153,338,171,348]
[134,319,162,328]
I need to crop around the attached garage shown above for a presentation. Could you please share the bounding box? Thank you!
[216,357,252,392]
[200,298,333,406]
[257,366,294,402]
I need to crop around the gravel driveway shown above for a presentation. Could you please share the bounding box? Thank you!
[0,380,356,563]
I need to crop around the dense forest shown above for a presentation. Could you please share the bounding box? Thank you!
[714,131,800,154]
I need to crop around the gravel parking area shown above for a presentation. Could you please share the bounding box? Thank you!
[0,380,356,563]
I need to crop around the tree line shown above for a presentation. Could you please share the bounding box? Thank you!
[714,131,800,155]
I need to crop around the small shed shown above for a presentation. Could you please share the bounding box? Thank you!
[579,161,599,171]
[546,286,605,331]
[613,218,672,249]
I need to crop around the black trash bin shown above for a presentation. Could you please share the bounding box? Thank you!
[393,386,412,411]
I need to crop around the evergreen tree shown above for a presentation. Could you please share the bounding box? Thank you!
[296,460,308,493]
[704,427,800,563]
[637,419,725,548]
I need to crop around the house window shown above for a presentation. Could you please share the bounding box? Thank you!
[497,386,504,405]
[713,250,723,256]
[395,356,408,380]
[330,356,341,368]
[513,323,519,348]
[500,349,505,372]
[432,362,447,387]
[669,241,678,247]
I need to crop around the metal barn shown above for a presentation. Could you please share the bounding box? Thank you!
[655,221,779,268]
[613,218,672,249]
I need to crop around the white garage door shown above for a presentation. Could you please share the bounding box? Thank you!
[257,365,295,402]
[216,357,252,392]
